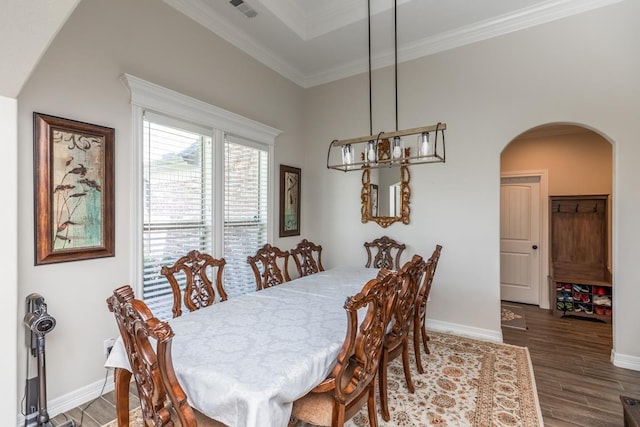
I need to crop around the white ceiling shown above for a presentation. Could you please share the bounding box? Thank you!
[164,0,622,87]
[0,0,621,98]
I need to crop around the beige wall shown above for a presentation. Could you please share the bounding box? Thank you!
[17,0,306,411]
[502,128,612,196]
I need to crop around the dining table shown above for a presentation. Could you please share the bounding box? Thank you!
[105,265,380,427]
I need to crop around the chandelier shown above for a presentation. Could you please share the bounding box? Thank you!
[327,0,447,172]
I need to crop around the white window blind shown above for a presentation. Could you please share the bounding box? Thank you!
[124,75,280,320]
[223,138,269,296]
[142,116,213,319]
[141,116,270,319]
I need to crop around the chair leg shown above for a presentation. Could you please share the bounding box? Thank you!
[413,321,424,374]
[114,368,132,427]
[368,384,378,427]
[401,340,415,393]
[379,350,391,422]
[332,403,346,427]
[421,322,430,354]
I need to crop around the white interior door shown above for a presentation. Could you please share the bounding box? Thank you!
[500,176,541,304]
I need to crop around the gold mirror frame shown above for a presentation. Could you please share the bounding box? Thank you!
[361,165,411,228]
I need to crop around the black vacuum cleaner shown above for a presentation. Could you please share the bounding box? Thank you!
[24,294,76,427]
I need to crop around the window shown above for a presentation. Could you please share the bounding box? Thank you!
[124,74,280,320]
[142,116,271,319]
[142,117,213,318]
[223,138,269,297]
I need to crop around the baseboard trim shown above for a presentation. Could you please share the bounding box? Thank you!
[612,350,640,371]
[427,319,503,343]
[16,369,114,427]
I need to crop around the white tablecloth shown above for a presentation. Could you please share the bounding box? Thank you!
[105,266,378,427]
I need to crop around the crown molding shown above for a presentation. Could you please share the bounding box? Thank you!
[258,0,307,39]
[304,0,411,40]
[163,0,306,87]
[256,0,411,41]
[165,0,622,89]
[304,0,623,87]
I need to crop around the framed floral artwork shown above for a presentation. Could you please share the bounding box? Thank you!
[34,113,115,265]
[279,165,301,237]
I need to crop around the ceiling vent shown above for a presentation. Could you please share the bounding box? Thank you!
[229,0,257,18]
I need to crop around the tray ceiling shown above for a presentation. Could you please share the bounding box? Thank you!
[165,0,622,87]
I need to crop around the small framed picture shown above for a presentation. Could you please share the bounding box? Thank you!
[279,165,301,237]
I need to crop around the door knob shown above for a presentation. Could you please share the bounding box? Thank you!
[532,245,538,250]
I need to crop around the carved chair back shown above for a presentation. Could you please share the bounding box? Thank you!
[377,255,426,421]
[160,250,227,318]
[291,239,324,277]
[106,285,197,427]
[342,271,398,392]
[247,244,291,291]
[413,244,443,373]
[391,255,426,341]
[295,271,399,426]
[415,245,442,323]
[364,236,406,270]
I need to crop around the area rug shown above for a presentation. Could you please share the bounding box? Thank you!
[102,408,142,427]
[102,332,542,427]
[501,303,527,331]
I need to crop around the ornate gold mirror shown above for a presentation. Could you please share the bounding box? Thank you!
[361,164,410,228]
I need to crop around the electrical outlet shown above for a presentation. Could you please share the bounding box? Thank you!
[103,337,116,358]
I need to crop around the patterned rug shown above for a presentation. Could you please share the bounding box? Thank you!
[102,332,542,427]
[501,304,527,331]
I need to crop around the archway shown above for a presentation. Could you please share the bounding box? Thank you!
[500,122,613,327]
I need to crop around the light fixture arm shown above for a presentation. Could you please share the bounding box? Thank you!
[394,0,398,132]
[329,123,446,147]
[368,0,373,136]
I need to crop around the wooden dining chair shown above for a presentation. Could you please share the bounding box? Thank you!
[291,271,400,427]
[413,244,443,374]
[247,243,291,290]
[160,250,228,318]
[291,238,324,277]
[378,255,426,421]
[364,236,406,270]
[106,285,226,427]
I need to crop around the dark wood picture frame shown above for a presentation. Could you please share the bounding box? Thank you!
[34,112,115,265]
[279,164,301,237]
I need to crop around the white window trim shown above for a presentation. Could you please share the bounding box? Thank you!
[121,73,281,292]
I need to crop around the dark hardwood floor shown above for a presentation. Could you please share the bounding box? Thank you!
[502,301,640,427]
[49,381,138,427]
[51,302,640,426]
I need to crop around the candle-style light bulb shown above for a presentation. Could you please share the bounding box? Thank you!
[392,136,404,160]
[418,132,430,157]
[342,144,353,165]
[367,140,377,163]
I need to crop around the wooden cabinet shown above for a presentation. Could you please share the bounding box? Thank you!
[549,195,612,322]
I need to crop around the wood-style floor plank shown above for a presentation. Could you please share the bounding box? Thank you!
[503,302,640,426]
